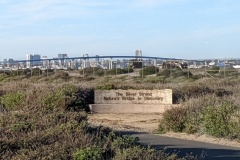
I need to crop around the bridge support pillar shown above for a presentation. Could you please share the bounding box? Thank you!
[154,59,157,66]
[82,60,86,69]
[109,58,112,69]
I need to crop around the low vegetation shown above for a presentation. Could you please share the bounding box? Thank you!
[157,68,192,78]
[1,66,240,159]
[0,76,202,159]
[159,78,240,140]
[139,66,159,76]
[79,67,134,77]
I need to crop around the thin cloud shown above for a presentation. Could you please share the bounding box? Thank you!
[1,1,115,20]
[130,0,186,8]
[0,0,117,29]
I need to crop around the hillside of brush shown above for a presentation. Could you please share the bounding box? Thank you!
[0,70,207,160]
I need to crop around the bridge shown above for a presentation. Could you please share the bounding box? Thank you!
[0,55,184,70]
[13,55,179,63]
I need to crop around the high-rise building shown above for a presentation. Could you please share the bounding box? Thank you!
[26,54,41,68]
[135,50,142,61]
[58,54,68,59]
[3,59,7,67]
[58,54,68,67]
[41,56,48,69]
[26,54,32,68]
[32,54,41,66]
[8,59,15,68]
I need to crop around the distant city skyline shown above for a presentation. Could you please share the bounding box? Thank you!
[1,0,240,60]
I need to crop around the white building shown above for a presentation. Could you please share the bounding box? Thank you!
[135,50,142,61]
[41,56,48,69]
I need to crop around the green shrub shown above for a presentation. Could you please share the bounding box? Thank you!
[111,135,139,149]
[12,122,35,132]
[95,69,105,76]
[157,69,171,77]
[143,76,165,83]
[116,85,136,90]
[114,146,155,160]
[42,90,64,111]
[79,67,133,77]
[207,66,219,74]
[96,84,115,90]
[184,109,204,134]
[159,96,240,140]
[140,66,159,76]
[106,68,133,75]
[203,102,239,138]
[73,147,102,160]
[62,84,78,97]
[158,106,188,133]
[0,92,25,111]
[157,68,192,78]
[105,69,116,75]
[0,74,9,82]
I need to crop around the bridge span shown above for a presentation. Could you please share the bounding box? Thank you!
[0,55,185,70]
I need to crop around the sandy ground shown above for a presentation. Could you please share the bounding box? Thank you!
[88,113,161,133]
[88,113,240,148]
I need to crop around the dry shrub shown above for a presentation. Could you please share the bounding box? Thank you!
[173,85,212,103]
[159,106,188,133]
[0,81,98,159]
[159,93,240,139]
[172,78,234,104]
[0,77,202,159]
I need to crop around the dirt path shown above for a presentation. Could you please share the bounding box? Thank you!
[88,113,161,133]
[88,113,240,148]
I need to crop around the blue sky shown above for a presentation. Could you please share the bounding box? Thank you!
[1,0,240,60]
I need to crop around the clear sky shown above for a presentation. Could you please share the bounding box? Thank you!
[1,0,240,60]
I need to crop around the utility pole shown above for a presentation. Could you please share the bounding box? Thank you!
[155,59,157,75]
[224,57,226,79]
[204,61,206,78]
[83,68,85,79]
[17,63,19,76]
[115,61,117,76]
[128,61,130,76]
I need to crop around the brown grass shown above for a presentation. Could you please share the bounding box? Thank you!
[0,73,206,159]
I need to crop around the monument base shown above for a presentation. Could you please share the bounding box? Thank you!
[89,104,175,114]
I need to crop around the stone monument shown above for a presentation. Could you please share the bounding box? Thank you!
[90,89,172,113]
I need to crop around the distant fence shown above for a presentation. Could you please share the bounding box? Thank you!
[186,67,240,79]
[1,62,240,79]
